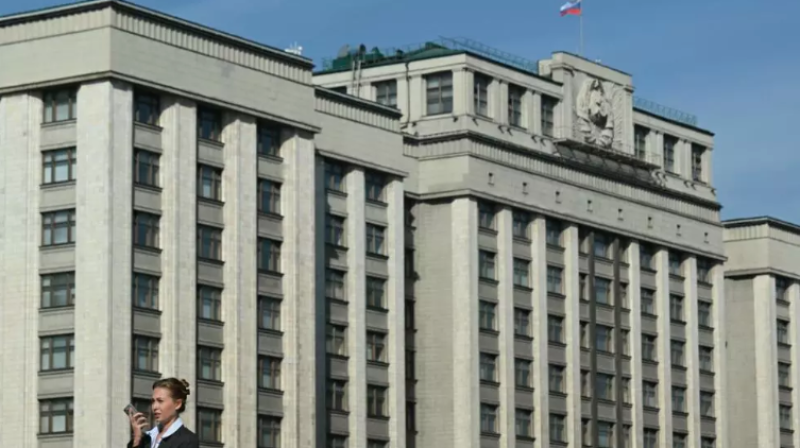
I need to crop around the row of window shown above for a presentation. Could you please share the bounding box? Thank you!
[634,125,706,181]
[324,160,390,203]
[324,269,390,310]
[326,380,391,418]
[325,215,387,256]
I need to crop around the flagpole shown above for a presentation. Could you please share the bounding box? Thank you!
[579,2,584,56]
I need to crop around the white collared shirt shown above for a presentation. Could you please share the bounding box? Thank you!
[146,417,184,448]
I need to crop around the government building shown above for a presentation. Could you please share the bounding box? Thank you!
[0,1,729,448]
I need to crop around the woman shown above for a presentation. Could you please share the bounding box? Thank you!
[128,378,199,448]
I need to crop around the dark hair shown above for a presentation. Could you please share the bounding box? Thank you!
[152,378,191,413]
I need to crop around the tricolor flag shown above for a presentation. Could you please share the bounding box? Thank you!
[560,0,582,16]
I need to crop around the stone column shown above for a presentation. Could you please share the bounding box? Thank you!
[396,76,410,125]
[754,274,779,448]
[627,242,644,448]
[530,92,542,136]
[73,80,134,446]
[558,70,574,139]
[497,208,516,448]
[346,168,367,448]
[408,75,424,122]
[655,249,673,448]
[496,80,508,124]
[530,217,550,447]
[386,178,407,448]
[684,257,701,447]
[790,282,800,448]
[454,68,471,117]
[563,225,582,446]
[711,262,727,448]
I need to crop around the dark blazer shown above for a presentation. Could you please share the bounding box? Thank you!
[128,426,199,448]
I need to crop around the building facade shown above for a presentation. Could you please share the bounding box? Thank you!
[724,217,800,448]
[0,2,727,448]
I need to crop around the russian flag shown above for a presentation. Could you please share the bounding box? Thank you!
[560,0,582,16]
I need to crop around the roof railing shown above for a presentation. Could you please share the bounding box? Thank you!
[633,96,698,127]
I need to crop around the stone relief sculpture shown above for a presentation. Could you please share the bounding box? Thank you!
[575,77,625,149]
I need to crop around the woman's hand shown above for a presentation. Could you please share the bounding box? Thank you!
[128,411,148,445]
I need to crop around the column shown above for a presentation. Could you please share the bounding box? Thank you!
[563,225,582,446]
[386,178,407,448]
[160,95,198,425]
[711,263,727,448]
[530,92,542,136]
[653,132,665,170]
[454,68,471,117]
[753,274,779,448]
[451,197,481,448]
[654,249,673,448]
[497,208,516,447]
[703,149,713,186]
[221,113,258,445]
[0,92,42,447]
[74,80,134,446]
[408,75,424,123]
[790,282,800,448]
[530,217,550,445]
[558,70,574,139]
[627,242,644,448]
[396,76,410,125]
[282,130,318,448]
[684,257,701,447]
[496,80,508,124]
[346,168,367,448]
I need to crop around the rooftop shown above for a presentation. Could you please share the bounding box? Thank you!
[723,216,800,235]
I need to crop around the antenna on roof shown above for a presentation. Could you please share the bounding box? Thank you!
[284,42,303,56]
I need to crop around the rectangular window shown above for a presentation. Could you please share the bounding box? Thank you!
[325,161,346,192]
[134,92,160,126]
[257,123,282,158]
[634,125,649,160]
[325,269,346,301]
[42,209,76,246]
[478,202,496,230]
[669,252,683,276]
[368,441,386,448]
[479,250,497,280]
[642,335,657,361]
[367,332,386,363]
[700,346,714,372]
[593,232,611,258]
[480,404,498,434]
[549,365,565,393]
[198,408,222,443]
[375,80,398,108]
[541,95,557,137]
[42,148,77,184]
[779,362,791,388]
[327,380,347,411]
[700,392,714,417]
[366,277,386,310]
[257,416,281,448]
[777,276,791,301]
[781,405,793,430]
[546,220,563,246]
[514,308,530,337]
[366,224,386,256]
[41,272,75,308]
[581,371,591,397]
[134,149,160,187]
[198,346,222,381]
[406,300,415,330]
[515,408,532,437]
[508,84,524,128]
[43,88,77,123]
[596,373,614,401]
[367,386,387,417]
[406,349,415,379]
[258,238,282,273]
[580,322,589,348]
[598,421,614,448]
[326,215,346,247]
[778,320,790,345]
[622,378,631,404]
[133,273,159,310]
[547,266,563,294]
[674,433,687,448]
[426,72,453,115]
[258,356,282,390]
[480,353,497,382]
[407,401,416,432]
[479,301,497,331]
[198,108,222,141]
[641,289,656,315]
[550,414,566,442]
[133,212,160,249]
[596,325,614,352]
[671,340,685,367]
[701,437,716,448]
[644,429,658,448]
[512,211,530,239]
[40,334,75,371]
[672,386,686,412]
[670,295,684,322]
[548,315,564,343]
[692,144,705,181]
[640,244,654,270]
[595,277,612,305]
[198,285,222,321]
[365,171,386,202]
[513,258,530,287]
[328,435,348,448]
[474,74,490,117]
[621,330,630,356]
[197,225,222,260]
[697,257,712,283]
[698,301,712,328]
[197,165,222,201]
[39,398,74,434]
[515,358,532,388]
[258,296,281,331]
[132,336,159,373]
[643,381,658,408]
[326,324,347,356]
[258,179,281,215]
[664,134,677,173]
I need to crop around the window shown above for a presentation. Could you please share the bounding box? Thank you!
[480,353,497,382]
[480,404,498,434]
[198,408,222,443]
[257,123,281,157]
[594,232,611,258]
[258,238,282,273]
[406,350,415,379]
[642,335,657,361]
[197,285,222,321]
[622,378,631,403]
[541,95,557,137]
[512,211,530,239]
[674,433,687,448]
[325,161,346,192]
[778,320,790,345]
[644,429,658,448]
[474,74,490,117]
[39,398,74,434]
[514,308,530,337]
[516,408,532,437]
[258,179,281,215]
[580,274,588,300]
[198,108,222,141]
[258,416,281,448]
[581,371,591,396]
[478,202,496,230]
[595,277,612,305]
[326,215,346,247]
[596,325,614,352]
[698,301,712,328]
[42,148,77,184]
[546,220,562,246]
[701,437,716,448]
[700,392,714,417]
[133,212,160,248]
[368,441,386,448]
[197,225,222,260]
[779,362,791,388]
[367,332,386,363]
[134,92,160,125]
[508,85,525,127]
[41,272,75,308]
[367,386,387,417]
[672,386,686,412]
[671,340,685,367]
[643,381,658,408]
[326,324,347,356]
[328,435,348,448]
[134,149,159,187]
[596,373,614,400]
[405,249,415,277]
[669,252,683,276]
[700,346,714,372]
[548,315,564,343]
[777,277,791,302]
[515,359,532,388]
[366,224,386,256]
[133,336,159,373]
[132,273,159,310]
[641,289,656,315]
[670,295,684,322]
[479,250,497,280]
[663,134,677,173]
[582,419,591,446]
[325,270,346,301]
[621,330,630,356]
[198,346,222,381]
[426,72,453,115]
[598,421,614,448]
[406,401,416,432]
[547,266,563,294]
[258,356,281,390]
[365,171,386,202]
[375,80,398,108]
[366,277,386,310]
[781,405,793,430]
[692,144,705,181]
[549,365,565,393]
[42,210,76,246]
[198,165,222,201]
[43,88,77,123]
[405,300,415,330]
[697,258,712,284]
[327,380,347,411]
[640,244,654,270]
[40,335,75,371]
[479,301,497,331]
[258,296,281,331]
[634,125,649,160]
[550,414,566,442]
[513,258,530,287]
[580,322,589,348]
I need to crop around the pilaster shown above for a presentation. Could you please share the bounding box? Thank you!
[563,225,582,446]
[627,242,644,448]
[497,208,516,448]
[791,282,800,448]
[530,92,542,136]
[754,274,779,448]
[530,217,549,447]
[655,249,673,448]
[454,68,470,117]
[408,75,424,122]
[684,257,701,448]
[386,178,407,448]
[710,263,727,448]
[496,80,508,124]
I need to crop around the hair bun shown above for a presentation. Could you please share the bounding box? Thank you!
[180,379,191,395]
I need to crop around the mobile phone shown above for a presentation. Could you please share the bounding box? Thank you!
[124,403,138,416]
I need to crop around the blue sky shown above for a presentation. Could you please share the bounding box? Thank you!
[5,0,800,223]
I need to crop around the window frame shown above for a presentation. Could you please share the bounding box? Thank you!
[473,74,490,117]
[479,352,498,383]
[479,250,497,281]
[134,149,160,187]
[515,358,532,388]
[197,285,223,322]
[663,134,677,173]
[541,95,557,137]
[133,273,159,310]
[366,224,386,256]
[367,385,388,418]
[42,147,77,185]
[374,80,398,108]
[257,123,282,158]
[366,331,387,363]
[43,88,78,123]
[513,258,531,288]
[197,346,223,381]
[425,71,454,116]
[197,225,223,260]
[258,179,282,216]
[479,300,497,331]
[257,415,282,448]
[198,108,222,142]
[258,238,282,274]
[327,379,348,411]
[132,335,159,373]
[39,398,74,435]
[258,296,281,332]
[41,272,75,309]
[258,355,282,391]
[365,170,386,202]
[508,84,525,128]
[480,403,498,434]
[326,324,347,356]
[133,211,161,249]
[197,164,223,201]
[198,408,223,443]
[134,91,160,126]
[40,334,75,371]
[42,209,76,246]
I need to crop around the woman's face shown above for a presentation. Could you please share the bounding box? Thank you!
[151,387,181,423]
